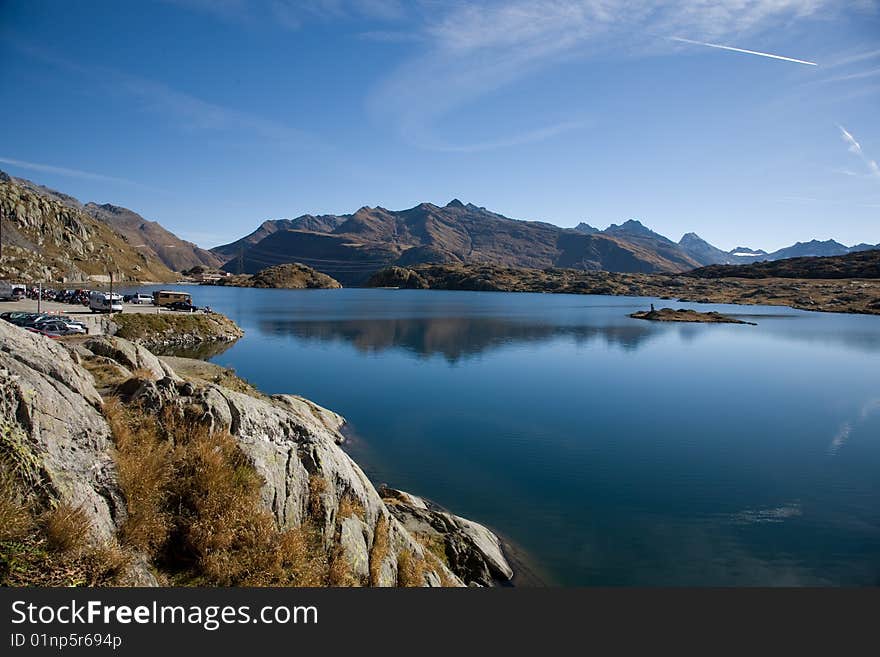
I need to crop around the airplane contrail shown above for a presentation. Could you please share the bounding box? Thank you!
[669,36,817,66]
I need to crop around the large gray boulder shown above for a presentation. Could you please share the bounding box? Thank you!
[0,322,122,540]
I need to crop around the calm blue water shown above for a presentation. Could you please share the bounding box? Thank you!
[125,285,880,586]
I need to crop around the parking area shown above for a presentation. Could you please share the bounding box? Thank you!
[1,298,199,336]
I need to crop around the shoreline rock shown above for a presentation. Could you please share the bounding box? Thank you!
[380,487,514,586]
[109,311,244,351]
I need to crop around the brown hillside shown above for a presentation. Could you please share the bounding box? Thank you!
[0,173,175,283]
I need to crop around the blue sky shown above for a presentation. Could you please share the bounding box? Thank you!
[1,0,878,251]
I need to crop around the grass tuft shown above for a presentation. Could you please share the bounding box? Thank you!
[337,493,365,521]
[396,548,426,587]
[369,515,390,586]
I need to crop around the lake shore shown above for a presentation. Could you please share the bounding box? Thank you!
[366,264,880,315]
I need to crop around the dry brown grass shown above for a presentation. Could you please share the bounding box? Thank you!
[42,504,91,553]
[129,367,156,380]
[337,494,365,521]
[411,532,458,587]
[328,544,358,587]
[0,458,131,587]
[0,467,33,542]
[308,475,327,519]
[103,398,172,554]
[369,515,390,586]
[104,399,338,586]
[80,358,132,388]
[396,548,426,587]
[414,531,449,566]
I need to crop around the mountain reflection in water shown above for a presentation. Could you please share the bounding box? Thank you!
[256,316,663,361]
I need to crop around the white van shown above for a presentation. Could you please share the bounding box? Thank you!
[89,291,123,313]
[0,281,20,301]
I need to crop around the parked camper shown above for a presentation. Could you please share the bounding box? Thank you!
[152,290,192,307]
[89,291,123,313]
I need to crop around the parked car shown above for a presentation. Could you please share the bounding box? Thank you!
[1,311,33,324]
[33,319,87,335]
[129,293,153,305]
[24,326,61,339]
[168,301,199,312]
[8,313,49,326]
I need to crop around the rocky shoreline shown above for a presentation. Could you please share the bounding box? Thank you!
[0,317,514,587]
[109,311,245,351]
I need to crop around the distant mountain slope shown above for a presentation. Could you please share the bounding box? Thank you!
[679,232,740,265]
[688,248,880,279]
[0,172,175,282]
[84,202,222,271]
[765,239,852,260]
[216,202,704,285]
[212,215,348,263]
[572,222,599,235]
[6,173,220,272]
[601,220,702,270]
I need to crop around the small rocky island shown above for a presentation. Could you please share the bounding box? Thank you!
[629,307,756,325]
[208,263,342,289]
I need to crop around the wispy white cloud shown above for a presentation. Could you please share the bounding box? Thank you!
[367,1,846,151]
[117,77,317,147]
[825,47,880,68]
[839,124,880,179]
[418,119,589,153]
[813,66,880,84]
[10,40,319,151]
[358,30,424,43]
[777,195,880,207]
[0,156,153,188]
[163,0,406,30]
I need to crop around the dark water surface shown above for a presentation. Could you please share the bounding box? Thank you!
[128,286,880,585]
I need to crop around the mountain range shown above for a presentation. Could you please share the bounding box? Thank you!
[212,201,878,285]
[1,171,876,285]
